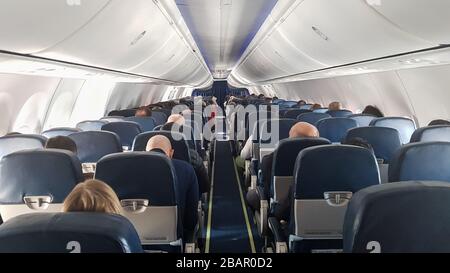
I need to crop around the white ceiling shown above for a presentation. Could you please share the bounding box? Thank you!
[175,0,277,79]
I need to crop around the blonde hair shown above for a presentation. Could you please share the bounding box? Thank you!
[63,179,122,215]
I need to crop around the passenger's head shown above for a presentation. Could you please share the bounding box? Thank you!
[297,100,307,106]
[272,96,279,100]
[135,106,151,117]
[146,135,174,159]
[289,122,319,138]
[258,94,265,99]
[45,136,77,154]
[62,179,122,215]
[343,137,375,155]
[310,103,322,111]
[362,105,384,118]
[428,119,450,126]
[167,114,185,126]
[328,101,342,111]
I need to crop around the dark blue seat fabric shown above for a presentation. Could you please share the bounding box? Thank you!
[0,134,47,160]
[313,108,329,114]
[0,149,83,204]
[299,104,313,110]
[132,131,190,162]
[279,101,298,108]
[150,111,168,125]
[0,213,143,253]
[294,145,380,200]
[69,131,122,163]
[370,117,416,144]
[297,112,331,126]
[108,109,136,117]
[76,120,108,131]
[343,181,450,253]
[326,110,353,118]
[410,125,450,143]
[388,142,450,182]
[345,127,401,164]
[283,109,312,119]
[348,114,376,127]
[260,119,298,144]
[124,117,156,132]
[42,127,81,138]
[317,118,357,143]
[101,121,142,149]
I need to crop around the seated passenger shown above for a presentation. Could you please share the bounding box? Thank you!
[362,105,384,117]
[342,137,375,155]
[297,100,307,106]
[328,101,342,111]
[45,136,77,154]
[310,103,322,111]
[146,135,199,238]
[428,119,450,126]
[62,179,122,215]
[135,106,152,117]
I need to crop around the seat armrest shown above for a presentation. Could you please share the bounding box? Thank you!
[268,217,288,253]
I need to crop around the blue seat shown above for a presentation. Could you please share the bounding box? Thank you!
[124,117,156,132]
[286,145,380,252]
[297,112,331,126]
[299,104,313,110]
[100,116,124,123]
[345,127,401,164]
[95,152,181,250]
[317,118,357,143]
[410,125,450,142]
[0,134,47,160]
[108,109,136,117]
[132,131,190,162]
[42,127,81,138]
[0,149,83,222]
[0,213,143,253]
[388,142,450,183]
[279,101,298,108]
[344,181,450,253]
[69,131,122,163]
[348,114,376,127]
[313,108,329,113]
[326,110,353,118]
[259,119,298,145]
[283,109,312,119]
[150,111,168,125]
[370,117,416,144]
[101,121,142,150]
[76,120,108,131]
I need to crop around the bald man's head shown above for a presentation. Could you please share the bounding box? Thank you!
[289,122,319,138]
[167,114,185,125]
[146,135,174,158]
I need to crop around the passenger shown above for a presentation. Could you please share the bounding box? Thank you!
[310,103,322,111]
[146,135,199,238]
[135,106,152,117]
[428,119,450,126]
[258,94,265,99]
[297,100,307,106]
[342,137,375,155]
[362,105,384,117]
[45,136,77,154]
[62,179,122,215]
[328,101,342,111]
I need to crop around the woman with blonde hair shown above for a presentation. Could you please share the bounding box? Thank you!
[63,179,122,215]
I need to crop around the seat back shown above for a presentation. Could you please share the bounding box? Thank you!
[69,131,122,163]
[348,114,376,127]
[0,149,83,221]
[95,152,180,247]
[388,142,450,182]
[0,213,142,253]
[313,108,329,114]
[150,111,168,125]
[297,112,331,126]
[317,118,357,143]
[108,109,136,117]
[259,119,298,145]
[42,127,81,138]
[0,134,47,160]
[370,117,416,144]
[100,116,124,123]
[132,131,190,162]
[124,117,156,132]
[101,121,142,150]
[76,120,108,131]
[283,109,311,119]
[410,125,450,143]
[326,110,353,118]
[344,181,450,253]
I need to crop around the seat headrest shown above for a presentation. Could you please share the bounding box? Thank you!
[132,131,191,162]
[410,125,450,143]
[294,145,380,199]
[0,134,47,160]
[317,118,357,143]
[343,181,450,253]
[69,131,122,163]
[101,121,142,148]
[0,213,142,253]
[124,117,156,132]
[95,152,177,206]
[108,109,137,117]
[348,114,376,127]
[370,117,416,144]
[273,138,331,176]
[345,126,401,163]
[41,127,81,138]
[388,141,450,182]
[283,109,312,119]
[0,149,83,204]
[260,119,298,144]
[149,111,168,126]
[297,112,331,126]
[76,120,108,131]
[326,110,353,117]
